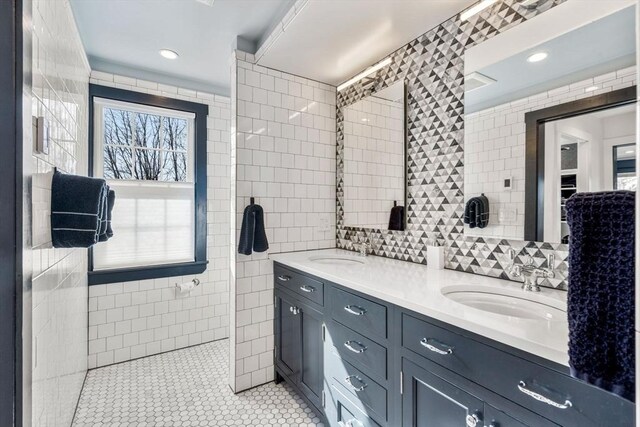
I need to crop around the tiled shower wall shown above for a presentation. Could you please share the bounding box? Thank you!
[335,0,575,290]
[87,71,231,368]
[230,51,336,392]
[29,0,91,425]
[465,65,637,240]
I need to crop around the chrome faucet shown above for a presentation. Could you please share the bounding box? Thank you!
[352,233,372,257]
[507,248,555,292]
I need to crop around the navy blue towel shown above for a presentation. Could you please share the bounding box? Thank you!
[98,189,116,242]
[388,205,404,231]
[238,204,269,255]
[51,170,108,248]
[464,195,490,228]
[565,191,635,401]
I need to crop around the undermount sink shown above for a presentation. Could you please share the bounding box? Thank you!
[308,255,365,265]
[441,287,566,321]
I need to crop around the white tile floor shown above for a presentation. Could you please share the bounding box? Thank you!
[72,339,324,426]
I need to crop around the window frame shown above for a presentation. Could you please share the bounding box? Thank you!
[88,84,209,285]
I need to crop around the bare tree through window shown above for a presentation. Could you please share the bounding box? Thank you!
[103,107,189,182]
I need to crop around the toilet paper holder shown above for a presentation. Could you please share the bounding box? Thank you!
[174,278,201,291]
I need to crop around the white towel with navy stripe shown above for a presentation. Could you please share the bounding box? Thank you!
[51,170,116,248]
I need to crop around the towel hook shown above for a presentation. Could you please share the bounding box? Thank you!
[393,200,397,207]
[250,197,255,205]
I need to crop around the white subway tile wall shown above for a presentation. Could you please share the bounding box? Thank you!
[464,65,637,240]
[30,0,91,425]
[230,51,336,392]
[87,71,231,368]
[343,96,404,229]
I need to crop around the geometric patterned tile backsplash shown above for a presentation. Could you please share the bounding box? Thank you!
[336,0,570,289]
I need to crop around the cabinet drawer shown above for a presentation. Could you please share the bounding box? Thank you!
[327,351,387,421]
[329,385,382,427]
[401,312,634,426]
[328,320,387,380]
[274,264,324,306]
[331,287,387,341]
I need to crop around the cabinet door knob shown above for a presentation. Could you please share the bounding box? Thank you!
[344,340,368,354]
[345,375,368,392]
[344,305,366,316]
[517,381,572,409]
[420,338,453,355]
[277,275,291,282]
[299,285,315,293]
[465,413,481,427]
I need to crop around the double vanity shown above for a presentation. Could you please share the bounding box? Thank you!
[271,249,633,427]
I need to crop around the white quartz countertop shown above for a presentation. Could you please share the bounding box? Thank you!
[270,248,569,366]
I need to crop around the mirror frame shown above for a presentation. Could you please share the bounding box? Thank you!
[342,81,409,232]
[523,85,637,242]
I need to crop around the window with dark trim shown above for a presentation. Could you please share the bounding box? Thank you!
[88,84,208,285]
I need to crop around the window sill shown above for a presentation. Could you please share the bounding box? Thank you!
[88,260,208,285]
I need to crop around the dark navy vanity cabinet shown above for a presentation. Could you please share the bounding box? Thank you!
[273,262,635,427]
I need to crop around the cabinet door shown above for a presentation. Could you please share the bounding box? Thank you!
[402,359,484,427]
[484,404,561,427]
[275,292,301,381]
[299,302,324,409]
[484,405,528,427]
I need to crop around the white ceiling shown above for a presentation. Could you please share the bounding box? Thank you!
[257,0,474,86]
[70,0,476,95]
[465,1,637,113]
[70,0,293,95]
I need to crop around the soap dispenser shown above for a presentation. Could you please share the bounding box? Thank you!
[427,241,445,270]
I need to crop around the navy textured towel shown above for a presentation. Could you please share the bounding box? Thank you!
[565,191,635,401]
[464,195,490,228]
[388,205,404,231]
[51,170,108,248]
[238,204,269,255]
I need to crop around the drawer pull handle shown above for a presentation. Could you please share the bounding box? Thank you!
[277,275,291,282]
[517,381,572,409]
[344,305,367,316]
[345,375,368,392]
[420,338,453,355]
[344,340,368,354]
[299,285,315,293]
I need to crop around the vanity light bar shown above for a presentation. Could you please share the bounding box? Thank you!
[460,0,499,21]
[337,58,392,92]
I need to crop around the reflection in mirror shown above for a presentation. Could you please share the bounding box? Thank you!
[463,1,637,243]
[544,104,637,243]
[343,81,406,230]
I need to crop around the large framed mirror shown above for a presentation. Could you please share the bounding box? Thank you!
[342,80,407,231]
[463,0,637,243]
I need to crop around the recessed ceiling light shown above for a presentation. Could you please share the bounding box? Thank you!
[527,52,548,63]
[159,49,179,60]
[585,85,599,92]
